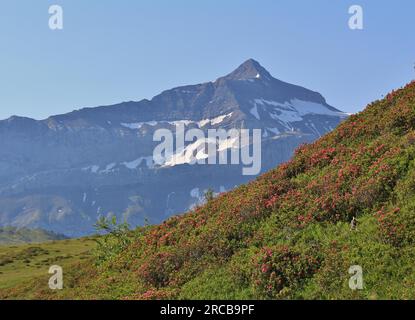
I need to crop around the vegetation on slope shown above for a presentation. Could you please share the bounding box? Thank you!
[0,227,68,245]
[2,82,415,299]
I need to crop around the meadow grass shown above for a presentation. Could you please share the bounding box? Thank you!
[0,237,96,290]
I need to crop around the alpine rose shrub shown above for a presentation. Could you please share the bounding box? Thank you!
[138,251,183,288]
[252,246,321,298]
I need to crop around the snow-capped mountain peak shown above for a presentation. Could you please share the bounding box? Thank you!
[0,59,348,236]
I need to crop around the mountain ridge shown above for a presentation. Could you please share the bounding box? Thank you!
[0,59,342,124]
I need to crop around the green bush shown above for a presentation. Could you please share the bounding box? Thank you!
[93,216,131,265]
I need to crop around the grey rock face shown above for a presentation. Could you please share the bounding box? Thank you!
[0,59,348,236]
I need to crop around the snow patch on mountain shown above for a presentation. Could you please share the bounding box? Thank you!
[101,163,116,173]
[82,165,100,173]
[120,121,158,130]
[254,98,348,119]
[122,157,154,170]
[120,113,233,131]
[80,157,155,175]
[250,105,260,120]
[164,136,241,167]
[250,99,348,132]
[267,128,281,136]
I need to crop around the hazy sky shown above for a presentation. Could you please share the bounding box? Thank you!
[0,0,414,120]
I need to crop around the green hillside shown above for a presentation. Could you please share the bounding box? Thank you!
[2,81,415,299]
[0,237,96,291]
[0,227,68,245]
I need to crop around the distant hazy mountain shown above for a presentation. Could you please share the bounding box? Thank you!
[0,59,348,236]
[0,226,67,245]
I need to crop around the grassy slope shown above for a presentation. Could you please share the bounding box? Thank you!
[2,81,415,300]
[0,227,68,245]
[0,238,95,293]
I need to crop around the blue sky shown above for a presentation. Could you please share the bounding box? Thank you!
[0,0,414,120]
